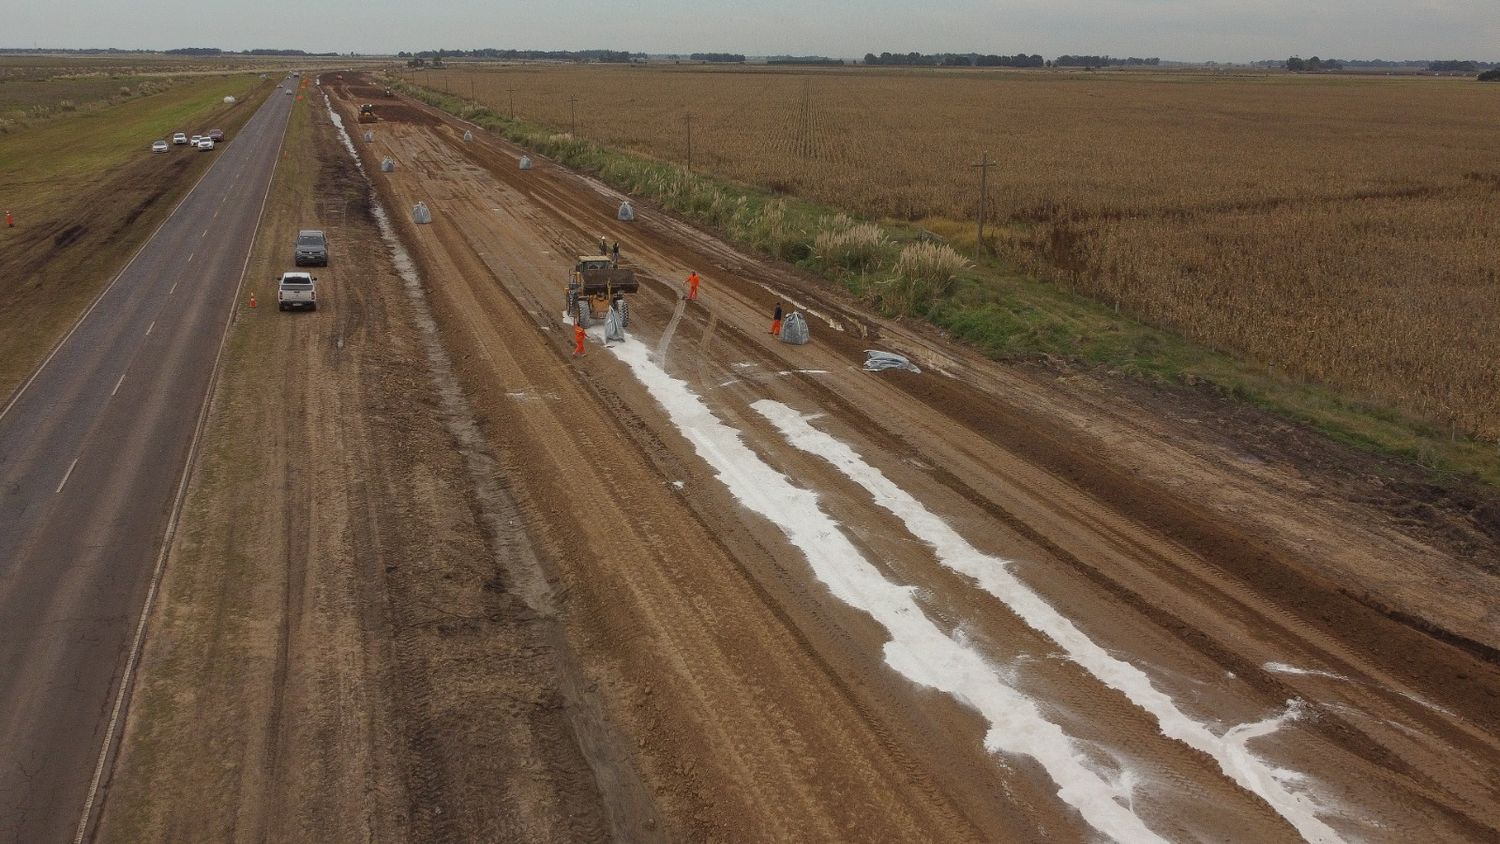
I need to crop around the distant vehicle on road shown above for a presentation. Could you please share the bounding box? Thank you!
[208,128,224,142]
[172,132,189,145]
[190,135,203,146]
[277,272,318,311]
[284,89,293,96]
[151,139,169,153]
[196,138,214,151]
[294,230,328,266]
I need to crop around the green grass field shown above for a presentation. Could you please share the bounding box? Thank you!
[0,74,263,217]
[0,73,271,397]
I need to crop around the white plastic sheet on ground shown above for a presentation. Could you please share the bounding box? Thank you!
[863,349,919,373]
[381,157,395,172]
[617,201,635,221]
[463,130,473,142]
[223,95,237,104]
[779,312,810,345]
[519,155,533,170]
[412,202,432,224]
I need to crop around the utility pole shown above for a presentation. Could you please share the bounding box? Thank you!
[569,96,578,135]
[972,151,994,249]
[506,88,516,119]
[685,112,693,170]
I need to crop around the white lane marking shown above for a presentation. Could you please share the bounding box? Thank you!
[213,207,220,219]
[74,87,293,844]
[187,251,194,263]
[755,401,1345,844]
[169,281,178,295]
[111,372,126,396]
[55,458,79,494]
[145,321,155,337]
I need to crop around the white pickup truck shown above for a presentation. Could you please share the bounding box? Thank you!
[277,272,318,311]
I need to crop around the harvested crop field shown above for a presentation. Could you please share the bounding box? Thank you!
[411,64,1500,441]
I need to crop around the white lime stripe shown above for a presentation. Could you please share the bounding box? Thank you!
[607,336,1166,843]
[754,399,1342,844]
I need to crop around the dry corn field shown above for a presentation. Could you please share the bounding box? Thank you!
[419,64,1500,440]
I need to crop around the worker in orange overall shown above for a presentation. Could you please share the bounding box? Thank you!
[770,302,783,337]
[686,271,700,301]
[573,321,586,357]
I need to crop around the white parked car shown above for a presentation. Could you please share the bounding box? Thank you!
[284,89,293,96]
[197,138,214,151]
[172,132,189,145]
[190,135,203,146]
[277,272,318,311]
[151,139,169,153]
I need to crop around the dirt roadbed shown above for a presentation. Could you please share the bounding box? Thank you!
[98,76,1499,842]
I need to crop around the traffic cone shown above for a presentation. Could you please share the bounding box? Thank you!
[249,293,257,309]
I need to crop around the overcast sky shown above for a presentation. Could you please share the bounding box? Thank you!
[8,0,1498,62]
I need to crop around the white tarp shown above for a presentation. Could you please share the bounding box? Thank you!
[863,350,919,373]
[604,304,626,341]
[780,312,810,345]
[463,130,473,142]
[413,202,432,224]
[223,95,237,104]
[519,155,533,170]
[617,201,636,221]
[381,157,395,172]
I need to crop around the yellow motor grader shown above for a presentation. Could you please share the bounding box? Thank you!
[566,255,637,328]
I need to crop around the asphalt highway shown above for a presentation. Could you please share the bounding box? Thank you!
[0,82,292,843]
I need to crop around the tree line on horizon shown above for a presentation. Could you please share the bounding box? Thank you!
[1283,56,1495,73]
[861,52,1160,68]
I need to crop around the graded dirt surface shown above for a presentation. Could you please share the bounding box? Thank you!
[331,75,1499,841]
[92,74,1498,843]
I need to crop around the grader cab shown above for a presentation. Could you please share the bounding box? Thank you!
[566,255,637,329]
